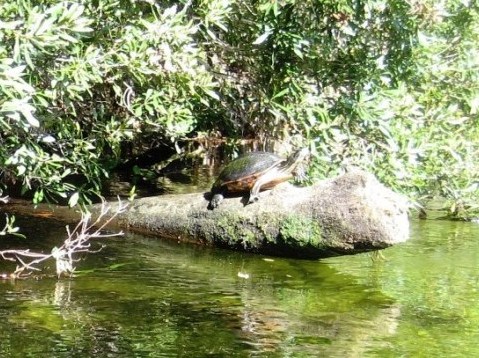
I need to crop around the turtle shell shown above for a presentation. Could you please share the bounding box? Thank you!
[212,151,283,193]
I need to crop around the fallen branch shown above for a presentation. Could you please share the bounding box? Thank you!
[1,198,128,279]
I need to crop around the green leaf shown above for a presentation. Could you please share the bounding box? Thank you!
[204,89,220,100]
[272,88,289,100]
[253,30,272,45]
[17,165,26,175]
[68,192,80,207]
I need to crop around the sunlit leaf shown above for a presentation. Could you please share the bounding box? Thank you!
[253,30,271,45]
[17,165,26,175]
[22,109,39,127]
[68,192,80,207]
[204,89,220,100]
[163,5,177,18]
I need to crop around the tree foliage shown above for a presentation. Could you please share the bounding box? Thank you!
[0,0,478,216]
[1,0,215,204]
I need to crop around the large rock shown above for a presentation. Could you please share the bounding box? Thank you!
[4,169,409,259]
[110,169,410,258]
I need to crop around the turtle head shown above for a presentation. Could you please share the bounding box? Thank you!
[284,147,309,180]
[289,147,309,164]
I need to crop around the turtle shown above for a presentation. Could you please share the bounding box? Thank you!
[207,148,309,209]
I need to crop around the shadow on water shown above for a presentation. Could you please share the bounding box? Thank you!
[2,215,479,357]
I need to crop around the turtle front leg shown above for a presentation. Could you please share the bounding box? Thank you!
[248,177,268,204]
[247,194,259,204]
[247,192,260,205]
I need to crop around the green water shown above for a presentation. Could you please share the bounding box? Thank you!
[0,217,478,357]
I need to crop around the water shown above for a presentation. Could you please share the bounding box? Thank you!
[0,216,478,357]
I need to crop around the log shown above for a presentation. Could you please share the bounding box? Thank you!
[105,168,410,258]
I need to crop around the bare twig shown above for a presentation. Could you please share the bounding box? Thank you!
[0,199,128,279]
[0,195,23,237]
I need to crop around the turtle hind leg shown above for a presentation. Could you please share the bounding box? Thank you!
[208,193,224,210]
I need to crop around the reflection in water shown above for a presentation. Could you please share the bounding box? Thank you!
[53,280,72,306]
[0,217,479,356]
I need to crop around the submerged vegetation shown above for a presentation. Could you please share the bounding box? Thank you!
[0,0,478,217]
